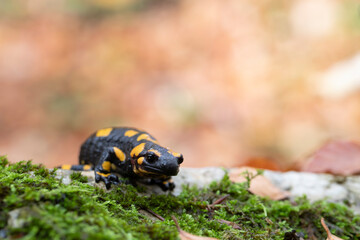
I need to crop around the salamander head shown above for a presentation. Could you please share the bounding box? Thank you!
[130,142,183,178]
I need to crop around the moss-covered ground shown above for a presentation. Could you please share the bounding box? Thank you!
[0,156,359,240]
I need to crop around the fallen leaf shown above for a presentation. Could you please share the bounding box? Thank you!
[242,157,282,171]
[321,217,344,240]
[172,216,219,240]
[229,167,289,200]
[302,140,360,175]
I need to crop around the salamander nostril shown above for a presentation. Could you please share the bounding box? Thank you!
[177,155,184,164]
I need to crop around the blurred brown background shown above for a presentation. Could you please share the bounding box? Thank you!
[0,0,360,169]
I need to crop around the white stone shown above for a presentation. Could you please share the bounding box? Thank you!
[171,167,226,196]
[264,170,360,213]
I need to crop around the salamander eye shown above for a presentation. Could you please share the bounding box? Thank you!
[146,153,158,163]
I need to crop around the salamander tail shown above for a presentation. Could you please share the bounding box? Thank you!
[57,164,93,171]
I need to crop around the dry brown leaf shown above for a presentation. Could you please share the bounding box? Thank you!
[302,140,360,175]
[229,167,289,200]
[321,217,344,240]
[242,157,282,171]
[172,216,219,240]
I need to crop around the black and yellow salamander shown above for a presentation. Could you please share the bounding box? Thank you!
[60,127,183,191]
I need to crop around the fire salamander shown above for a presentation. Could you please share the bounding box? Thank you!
[60,127,183,191]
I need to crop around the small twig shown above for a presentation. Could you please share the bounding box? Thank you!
[206,195,230,211]
[144,208,165,221]
[321,217,334,240]
[216,219,241,230]
[209,195,229,207]
[205,195,230,219]
[171,215,181,231]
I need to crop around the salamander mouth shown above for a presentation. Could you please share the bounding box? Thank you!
[140,165,164,174]
[130,159,179,177]
[132,163,166,178]
[142,165,179,176]
[134,164,179,178]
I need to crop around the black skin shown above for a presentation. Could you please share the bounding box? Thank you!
[79,127,183,191]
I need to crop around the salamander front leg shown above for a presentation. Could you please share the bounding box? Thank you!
[94,149,120,189]
[149,177,175,191]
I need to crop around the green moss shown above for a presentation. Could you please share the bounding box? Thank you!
[0,155,359,239]
[70,172,89,183]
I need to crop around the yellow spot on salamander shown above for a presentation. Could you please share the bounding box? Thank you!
[137,133,158,143]
[102,161,111,171]
[149,149,161,157]
[133,164,156,176]
[136,167,152,175]
[83,165,92,170]
[113,147,126,161]
[168,149,181,158]
[162,178,173,185]
[61,164,71,170]
[96,128,113,137]
[137,134,150,141]
[130,143,146,157]
[137,157,144,165]
[124,130,139,137]
[111,164,117,170]
[96,172,110,177]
